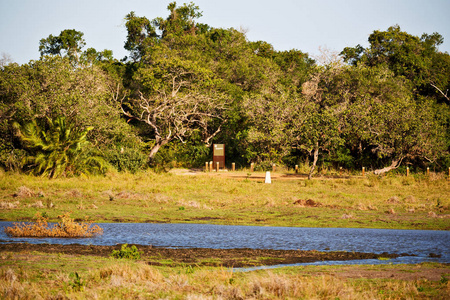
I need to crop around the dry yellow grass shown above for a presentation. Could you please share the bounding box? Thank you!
[1,259,449,299]
[4,212,103,238]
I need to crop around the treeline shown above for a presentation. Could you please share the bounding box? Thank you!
[1,2,449,178]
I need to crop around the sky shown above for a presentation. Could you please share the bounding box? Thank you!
[1,0,450,65]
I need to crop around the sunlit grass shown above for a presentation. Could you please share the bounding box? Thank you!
[1,251,449,299]
[0,170,448,229]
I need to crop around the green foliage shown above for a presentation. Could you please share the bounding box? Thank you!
[0,141,26,172]
[0,55,142,154]
[110,244,142,260]
[69,272,85,291]
[341,25,450,102]
[39,29,86,62]
[148,138,210,170]
[2,3,449,174]
[16,116,107,178]
[254,161,275,172]
[105,147,146,173]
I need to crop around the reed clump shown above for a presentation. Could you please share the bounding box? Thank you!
[4,212,103,238]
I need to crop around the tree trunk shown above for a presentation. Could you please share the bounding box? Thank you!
[148,139,170,161]
[308,142,319,180]
[373,157,403,176]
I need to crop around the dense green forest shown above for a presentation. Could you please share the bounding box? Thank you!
[1,2,449,178]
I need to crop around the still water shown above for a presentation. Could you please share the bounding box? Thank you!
[1,222,449,265]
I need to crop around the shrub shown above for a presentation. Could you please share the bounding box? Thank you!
[69,272,85,291]
[16,117,107,178]
[111,244,142,260]
[105,147,146,173]
[0,147,26,173]
[4,212,103,238]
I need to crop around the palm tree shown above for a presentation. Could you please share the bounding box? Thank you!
[16,117,106,178]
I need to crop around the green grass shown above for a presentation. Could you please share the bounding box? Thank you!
[1,251,449,299]
[0,170,449,230]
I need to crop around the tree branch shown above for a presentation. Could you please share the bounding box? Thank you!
[430,83,450,103]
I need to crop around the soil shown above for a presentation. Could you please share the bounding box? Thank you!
[169,168,348,181]
[1,243,448,281]
[1,242,403,268]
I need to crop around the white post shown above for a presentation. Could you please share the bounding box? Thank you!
[265,171,271,184]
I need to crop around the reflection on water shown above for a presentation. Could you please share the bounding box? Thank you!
[1,222,449,265]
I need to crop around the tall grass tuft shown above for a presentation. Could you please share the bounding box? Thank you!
[4,212,103,238]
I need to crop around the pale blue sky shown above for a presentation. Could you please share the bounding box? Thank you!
[1,0,449,64]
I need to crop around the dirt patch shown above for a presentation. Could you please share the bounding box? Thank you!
[0,242,405,268]
[323,265,450,281]
[293,199,321,207]
[1,243,448,280]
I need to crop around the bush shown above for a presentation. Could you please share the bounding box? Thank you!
[111,244,142,260]
[16,117,108,178]
[4,212,103,238]
[105,147,146,173]
[254,161,276,172]
[0,146,26,173]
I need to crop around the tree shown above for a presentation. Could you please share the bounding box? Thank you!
[337,65,447,174]
[124,12,158,61]
[341,25,450,103]
[15,117,106,178]
[0,52,13,69]
[272,49,315,91]
[39,29,86,62]
[80,48,115,65]
[243,88,306,165]
[300,52,347,179]
[0,56,140,153]
[121,45,229,160]
[152,1,203,39]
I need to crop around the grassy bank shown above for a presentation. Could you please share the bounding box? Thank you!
[0,170,449,230]
[1,250,449,299]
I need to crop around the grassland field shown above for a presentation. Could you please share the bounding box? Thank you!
[0,168,449,229]
[0,169,449,299]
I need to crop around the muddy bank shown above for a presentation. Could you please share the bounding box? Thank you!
[0,242,407,268]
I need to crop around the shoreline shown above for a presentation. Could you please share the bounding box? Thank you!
[0,242,407,268]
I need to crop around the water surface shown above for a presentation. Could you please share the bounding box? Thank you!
[1,222,448,265]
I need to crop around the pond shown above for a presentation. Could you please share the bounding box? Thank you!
[1,222,449,265]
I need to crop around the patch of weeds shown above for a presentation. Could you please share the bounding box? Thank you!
[185,264,195,274]
[178,206,185,211]
[304,180,315,187]
[401,177,415,186]
[345,178,359,186]
[110,244,142,260]
[435,199,444,212]
[69,272,85,291]
[440,275,448,284]
[365,175,380,187]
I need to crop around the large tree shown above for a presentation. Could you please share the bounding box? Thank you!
[341,25,450,103]
[121,2,291,162]
[121,42,229,160]
[300,60,347,179]
[334,65,447,174]
[39,29,86,63]
[0,56,139,152]
[243,88,306,165]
